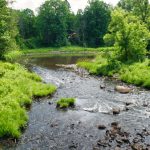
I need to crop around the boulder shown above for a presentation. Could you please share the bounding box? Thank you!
[115,86,132,94]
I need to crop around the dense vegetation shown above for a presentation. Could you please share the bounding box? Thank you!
[0,62,56,138]
[15,0,111,49]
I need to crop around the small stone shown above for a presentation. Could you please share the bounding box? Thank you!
[131,143,143,150]
[111,122,119,127]
[125,102,133,106]
[93,146,100,150]
[121,137,130,143]
[112,108,120,115]
[133,137,140,143]
[97,140,108,147]
[97,125,106,130]
[115,146,121,150]
[100,85,105,89]
[116,138,123,144]
[50,123,58,127]
[48,102,53,105]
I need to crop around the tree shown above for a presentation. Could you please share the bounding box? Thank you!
[74,10,86,46]
[0,0,17,58]
[104,8,150,61]
[118,0,150,23]
[18,9,36,39]
[83,0,111,47]
[36,0,71,47]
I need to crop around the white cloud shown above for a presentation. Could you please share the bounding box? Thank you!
[11,0,119,13]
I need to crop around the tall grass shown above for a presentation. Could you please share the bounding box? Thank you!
[4,50,23,62]
[0,62,56,138]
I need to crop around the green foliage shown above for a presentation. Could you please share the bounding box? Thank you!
[56,98,75,109]
[0,1,18,58]
[4,50,22,62]
[83,0,111,47]
[18,9,36,39]
[104,8,150,61]
[118,0,150,23]
[15,0,111,48]
[0,62,56,138]
[36,0,70,47]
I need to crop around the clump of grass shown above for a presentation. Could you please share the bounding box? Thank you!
[0,62,56,138]
[56,98,75,109]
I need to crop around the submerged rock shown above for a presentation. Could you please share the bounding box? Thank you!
[97,125,106,130]
[115,86,132,94]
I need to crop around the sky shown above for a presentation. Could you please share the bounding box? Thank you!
[11,0,119,14]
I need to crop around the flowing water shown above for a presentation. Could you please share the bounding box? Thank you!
[1,53,150,150]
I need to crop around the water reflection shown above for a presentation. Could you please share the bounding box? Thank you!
[26,53,95,69]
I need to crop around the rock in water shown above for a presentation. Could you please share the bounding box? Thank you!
[100,84,105,89]
[97,125,106,130]
[112,108,120,115]
[115,86,132,94]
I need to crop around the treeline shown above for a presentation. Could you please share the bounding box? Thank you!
[16,0,111,48]
[0,0,150,59]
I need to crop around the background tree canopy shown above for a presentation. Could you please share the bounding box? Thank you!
[0,0,150,60]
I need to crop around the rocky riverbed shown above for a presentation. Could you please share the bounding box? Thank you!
[0,54,150,150]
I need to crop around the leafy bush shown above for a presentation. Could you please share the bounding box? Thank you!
[0,62,56,138]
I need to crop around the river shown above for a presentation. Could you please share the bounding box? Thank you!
[1,53,150,150]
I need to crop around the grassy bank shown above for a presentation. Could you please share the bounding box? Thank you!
[0,62,56,138]
[78,53,150,88]
[22,46,114,54]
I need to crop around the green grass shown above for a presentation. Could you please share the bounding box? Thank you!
[56,98,75,109]
[0,62,56,138]
[78,53,150,88]
[22,46,114,54]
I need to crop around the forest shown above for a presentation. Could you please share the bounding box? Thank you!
[0,0,150,149]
